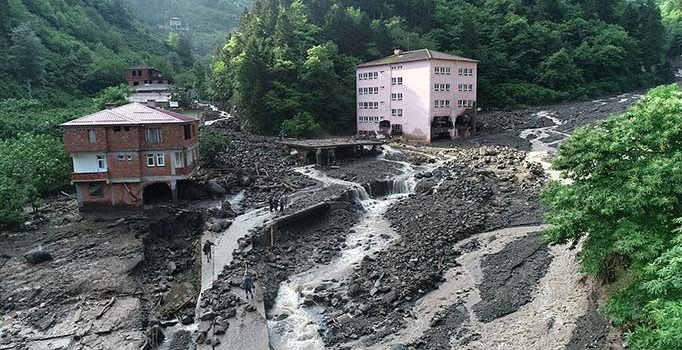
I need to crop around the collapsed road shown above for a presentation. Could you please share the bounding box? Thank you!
[0,90,643,350]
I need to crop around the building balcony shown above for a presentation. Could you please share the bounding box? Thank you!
[72,172,110,182]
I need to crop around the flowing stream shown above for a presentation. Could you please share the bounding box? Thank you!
[267,157,425,350]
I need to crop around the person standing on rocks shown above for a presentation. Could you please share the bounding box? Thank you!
[203,240,215,261]
[242,273,254,300]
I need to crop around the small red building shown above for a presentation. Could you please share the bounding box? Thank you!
[125,66,170,88]
[61,103,200,209]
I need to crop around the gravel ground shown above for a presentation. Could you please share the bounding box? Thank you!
[318,146,546,346]
[472,233,552,322]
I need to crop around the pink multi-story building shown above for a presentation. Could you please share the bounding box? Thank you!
[356,49,479,142]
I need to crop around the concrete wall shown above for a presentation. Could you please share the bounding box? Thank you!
[76,182,142,207]
[356,58,478,142]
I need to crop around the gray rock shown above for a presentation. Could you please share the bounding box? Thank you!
[23,248,52,265]
[199,310,216,321]
[207,179,227,194]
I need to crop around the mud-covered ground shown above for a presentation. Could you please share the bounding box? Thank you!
[0,203,204,350]
[317,146,546,346]
[1,89,647,350]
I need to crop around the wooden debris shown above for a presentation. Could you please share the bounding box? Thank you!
[96,296,116,319]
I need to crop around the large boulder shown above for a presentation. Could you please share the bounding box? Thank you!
[206,179,227,194]
[23,248,52,265]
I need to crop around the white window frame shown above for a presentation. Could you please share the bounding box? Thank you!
[145,128,163,143]
[446,67,451,75]
[156,153,165,167]
[174,152,185,168]
[397,93,403,101]
[446,100,451,108]
[391,77,396,85]
[446,84,451,91]
[397,77,403,85]
[88,130,97,143]
[397,109,403,117]
[147,153,155,167]
[96,155,106,170]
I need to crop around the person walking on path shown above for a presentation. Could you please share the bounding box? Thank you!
[242,273,254,300]
[203,240,215,261]
[279,192,288,212]
[268,195,276,212]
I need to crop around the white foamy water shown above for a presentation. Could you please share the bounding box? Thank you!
[268,156,423,350]
[519,111,570,181]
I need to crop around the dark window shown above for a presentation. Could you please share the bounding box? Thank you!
[158,81,164,84]
[113,126,122,132]
[133,81,139,86]
[391,124,403,135]
[132,70,137,77]
[89,183,104,197]
[124,126,130,131]
[184,125,191,140]
[137,70,142,76]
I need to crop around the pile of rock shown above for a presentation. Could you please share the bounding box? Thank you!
[197,121,311,209]
[318,146,546,346]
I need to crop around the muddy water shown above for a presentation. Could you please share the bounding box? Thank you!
[267,159,423,350]
[519,111,570,181]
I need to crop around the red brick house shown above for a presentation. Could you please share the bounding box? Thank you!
[61,103,200,209]
[125,66,170,88]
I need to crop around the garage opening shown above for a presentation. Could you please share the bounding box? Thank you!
[143,182,173,204]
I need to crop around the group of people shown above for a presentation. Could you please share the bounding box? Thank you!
[269,191,289,212]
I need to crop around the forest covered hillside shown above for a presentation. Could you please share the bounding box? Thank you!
[0,0,180,104]
[123,0,252,57]
[210,0,681,135]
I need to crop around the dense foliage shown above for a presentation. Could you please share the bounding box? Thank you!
[542,85,682,349]
[0,92,121,225]
[0,134,71,224]
[123,0,251,57]
[0,0,206,104]
[199,131,232,166]
[209,0,675,135]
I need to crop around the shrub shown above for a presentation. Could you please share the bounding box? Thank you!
[280,112,322,138]
[199,132,231,166]
[93,84,132,109]
[0,134,70,225]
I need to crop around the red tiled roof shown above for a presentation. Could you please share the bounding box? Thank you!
[61,103,197,126]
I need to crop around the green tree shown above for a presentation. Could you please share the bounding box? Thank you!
[93,84,131,109]
[199,131,231,166]
[280,111,322,138]
[10,23,46,98]
[0,134,70,225]
[542,85,682,349]
[537,48,582,89]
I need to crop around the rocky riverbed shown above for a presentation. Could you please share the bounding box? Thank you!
[0,88,649,350]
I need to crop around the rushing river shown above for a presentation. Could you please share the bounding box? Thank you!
[267,157,426,350]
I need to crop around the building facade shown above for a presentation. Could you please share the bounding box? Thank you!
[125,66,172,108]
[125,66,170,88]
[356,49,479,142]
[61,103,200,209]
